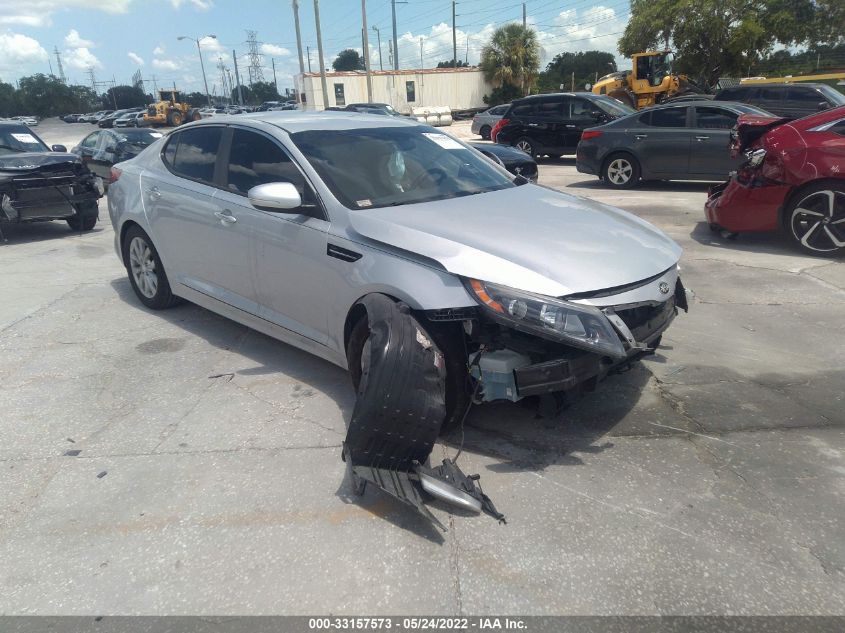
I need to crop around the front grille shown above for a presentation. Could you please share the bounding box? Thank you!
[426,307,478,322]
[616,303,666,331]
[12,172,79,189]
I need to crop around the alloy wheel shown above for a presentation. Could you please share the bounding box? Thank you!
[516,140,533,155]
[790,189,845,253]
[128,236,158,298]
[607,158,633,186]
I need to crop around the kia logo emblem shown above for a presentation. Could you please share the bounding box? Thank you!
[659,282,670,295]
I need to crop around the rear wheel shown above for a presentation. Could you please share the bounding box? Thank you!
[786,183,845,255]
[514,136,537,158]
[122,225,178,309]
[66,201,98,231]
[166,110,183,127]
[479,125,492,140]
[602,153,640,189]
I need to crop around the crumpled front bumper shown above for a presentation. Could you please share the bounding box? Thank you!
[1,173,104,223]
[705,175,788,233]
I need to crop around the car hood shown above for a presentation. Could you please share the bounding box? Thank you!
[347,185,682,297]
[0,152,81,171]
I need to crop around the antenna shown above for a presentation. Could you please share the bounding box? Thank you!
[245,30,265,84]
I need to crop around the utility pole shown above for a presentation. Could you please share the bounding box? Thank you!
[372,26,383,71]
[452,1,457,68]
[307,45,312,73]
[292,0,305,105]
[391,0,400,70]
[419,37,423,69]
[272,58,278,93]
[313,0,329,109]
[388,40,393,68]
[522,2,526,28]
[233,49,244,105]
[419,37,424,104]
[361,0,373,102]
[151,75,158,95]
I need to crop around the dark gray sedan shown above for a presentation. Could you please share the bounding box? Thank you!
[576,102,770,188]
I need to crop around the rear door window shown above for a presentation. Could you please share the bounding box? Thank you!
[643,107,688,127]
[694,106,738,129]
[536,97,565,119]
[510,101,536,117]
[165,126,223,185]
[758,87,785,103]
[787,87,824,105]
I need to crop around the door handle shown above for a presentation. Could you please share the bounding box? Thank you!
[695,135,710,141]
[146,186,161,199]
[214,210,237,225]
[565,124,577,128]
[527,123,539,127]
[634,134,648,140]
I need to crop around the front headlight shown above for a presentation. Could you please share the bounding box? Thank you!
[465,278,626,359]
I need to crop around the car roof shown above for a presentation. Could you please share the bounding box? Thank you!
[513,92,596,101]
[723,82,828,91]
[183,110,421,133]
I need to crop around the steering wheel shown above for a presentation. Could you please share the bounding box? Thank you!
[407,167,448,191]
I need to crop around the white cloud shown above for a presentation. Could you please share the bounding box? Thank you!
[64,29,95,49]
[64,46,102,70]
[197,36,222,52]
[260,44,290,57]
[153,45,166,56]
[153,58,180,71]
[0,31,48,74]
[0,1,131,30]
[171,0,213,10]
[128,52,144,66]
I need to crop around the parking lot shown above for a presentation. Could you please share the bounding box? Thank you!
[1,117,843,615]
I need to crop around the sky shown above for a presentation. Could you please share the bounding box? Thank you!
[0,0,630,96]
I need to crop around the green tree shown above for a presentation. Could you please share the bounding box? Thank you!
[17,74,80,117]
[538,51,617,93]
[231,84,251,104]
[0,81,18,117]
[68,85,100,112]
[619,0,829,88]
[436,59,469,68]
[249,81,280,103]
[332,49,365,71]
[480,23,540,96]
[103,85,148,109]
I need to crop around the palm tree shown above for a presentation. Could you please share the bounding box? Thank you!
[480,24,541,96]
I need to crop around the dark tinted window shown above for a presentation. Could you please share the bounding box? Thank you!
[717,87,742,100]
[829,119,845,136]
[226,129,313,204]
[0,125,49,153]
[695,107,738,129]
[644,107,687,128]
[787,87,823,104]
[536,98,564,118]
[759,87,785,101]
[490,105,509,116]
[406,81,415,102]
[167,126,222,184]
[570,97,600,121]
[510,101,536,116]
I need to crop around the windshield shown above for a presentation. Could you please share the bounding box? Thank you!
[290,126,516,209]
[591,95,636,117]
[114,129,163,147]
[816,84,845,106]
[0,125,49,154]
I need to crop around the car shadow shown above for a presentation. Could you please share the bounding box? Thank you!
[568,179,714,193]
[689,220,845,259]
[108,276,676,542]
[0,221,106,245]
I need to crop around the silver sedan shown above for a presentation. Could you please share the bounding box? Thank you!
[108,112,685,426]
[470,104,508,139]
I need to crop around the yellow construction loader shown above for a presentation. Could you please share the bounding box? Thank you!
[143,89,202,127]
[591,51,702,109]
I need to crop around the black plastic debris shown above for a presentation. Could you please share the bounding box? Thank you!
[97,471,107,479]
[343,294,504,530]
[64,449,81,457]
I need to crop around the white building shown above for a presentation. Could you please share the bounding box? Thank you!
[295,67,492,114]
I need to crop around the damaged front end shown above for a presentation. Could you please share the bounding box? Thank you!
[343,294,505,531]
[343,270,686,528]
[0,155,104,226]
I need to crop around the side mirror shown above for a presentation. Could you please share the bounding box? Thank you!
[248,182,302,212]
[818,102,830,111]
[51,144,67,152]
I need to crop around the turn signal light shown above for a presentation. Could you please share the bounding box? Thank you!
[490,118,509,142]
[581,130,603,141]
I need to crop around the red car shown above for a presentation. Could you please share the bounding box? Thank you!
[705,104,845,255]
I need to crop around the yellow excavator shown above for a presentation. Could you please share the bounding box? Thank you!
[591,51,702,110]
[143,89,202,128]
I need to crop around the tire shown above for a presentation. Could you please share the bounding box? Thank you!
[188,108,202,122]
[602,153,641,189]
[66,201,98,231]
[784,182,845,255]
[514,136,538,158]
[167,110,183,127]
[121,225,179,309]
[608,90,635,109]
[347,312,467,434]
[479,125,492,140]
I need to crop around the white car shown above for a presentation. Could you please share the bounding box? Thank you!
[11,116,38,126]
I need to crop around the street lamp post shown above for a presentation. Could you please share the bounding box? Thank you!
[372,26,383,71]
[178,34,216,106]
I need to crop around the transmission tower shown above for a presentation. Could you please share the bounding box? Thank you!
[54,47,67,84]
[217,61,230,99]
[87,66,97,91]
[245,30,264,84]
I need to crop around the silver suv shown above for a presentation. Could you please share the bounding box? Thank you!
[108,112,686,428]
